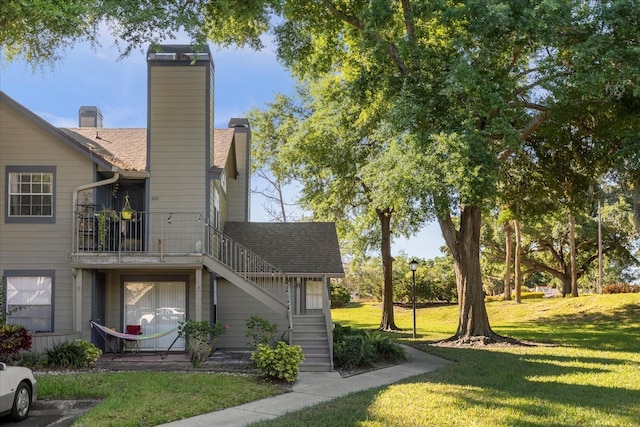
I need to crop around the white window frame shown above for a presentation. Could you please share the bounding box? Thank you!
[6,166,56,224]
[214,188,220,230]
[5,272,54,332]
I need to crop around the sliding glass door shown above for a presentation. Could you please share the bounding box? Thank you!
[124,281,186,351]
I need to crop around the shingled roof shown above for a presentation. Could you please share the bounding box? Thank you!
[224,222,344,276]
[60,128,147,171]
[59,127,238,173]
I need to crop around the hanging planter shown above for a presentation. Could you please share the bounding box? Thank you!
[121,194,135,220]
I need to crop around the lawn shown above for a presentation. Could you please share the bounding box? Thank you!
[250,294,640,426]
[36,371,283,426]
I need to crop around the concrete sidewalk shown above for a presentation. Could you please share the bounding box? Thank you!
[158,346,450,427]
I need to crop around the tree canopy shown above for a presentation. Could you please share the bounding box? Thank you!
[5,0,640,344]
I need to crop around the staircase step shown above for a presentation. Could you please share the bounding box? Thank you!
[300,361,332,372]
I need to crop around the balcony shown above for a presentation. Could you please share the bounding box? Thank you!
[74,211,205,254]
[72,210,288,305]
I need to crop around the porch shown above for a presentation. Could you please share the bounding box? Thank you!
[93,350,254,372]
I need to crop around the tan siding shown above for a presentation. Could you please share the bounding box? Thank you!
[226,129,250,221]
[81,272,93,341]
[148,66,208,215]
[216,281,288,350]
[0,101,96,332]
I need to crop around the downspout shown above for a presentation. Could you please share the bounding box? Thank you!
[72,171,120,257]
[71,170,119,334]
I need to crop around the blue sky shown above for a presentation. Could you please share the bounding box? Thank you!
[0,35,444,260]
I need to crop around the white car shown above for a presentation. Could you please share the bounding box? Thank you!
[140,307,185,326]
[0,362,37,421]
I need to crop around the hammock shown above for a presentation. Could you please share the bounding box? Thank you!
[90,320,180,356]
[90,320,178,341]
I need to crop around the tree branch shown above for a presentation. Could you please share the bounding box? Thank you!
[320,0,409,76]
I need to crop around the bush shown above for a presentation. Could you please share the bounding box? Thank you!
[486,291,545,301]
[366,331,406,362]
[45,339,102,369]
[331,283,351,307]
[16,351,48,369]
[332,323,405,370]
[0,324,32,363]
[334,335,374,369]
[178,320,228,368]
[251,341,304,383]
[245,315,278,350]
[603,283,640,294]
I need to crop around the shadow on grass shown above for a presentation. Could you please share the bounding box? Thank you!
[410,345,640,425]
[494,302,640,353]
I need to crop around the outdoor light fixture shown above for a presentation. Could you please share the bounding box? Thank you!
[409,259,418,339]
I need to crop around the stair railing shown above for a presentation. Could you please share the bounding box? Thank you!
[206,226,287,305]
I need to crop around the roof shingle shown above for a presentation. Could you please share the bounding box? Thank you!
[224,222,344,276]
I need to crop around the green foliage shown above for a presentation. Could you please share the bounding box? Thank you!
[487,291,545,301]
[603,283,640,294]
[245,315,278,350]
[0,324,32,363]
[45,339,102,368]
[392,254,457,304]
[332,323,405,370]
[251,341,304,383]
[178,320,228,367]
[15,351,48,369]
[330,283,351,307]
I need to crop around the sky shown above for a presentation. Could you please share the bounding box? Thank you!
[0,35,445,260]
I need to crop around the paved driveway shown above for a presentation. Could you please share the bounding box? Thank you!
[0,400,99,426]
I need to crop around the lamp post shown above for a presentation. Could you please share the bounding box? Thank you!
[409,259,418,339]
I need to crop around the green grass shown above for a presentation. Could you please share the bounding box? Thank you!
[37,371,283,426]
[251,294,640,426]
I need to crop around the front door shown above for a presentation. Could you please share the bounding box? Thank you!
[124,281,186,350]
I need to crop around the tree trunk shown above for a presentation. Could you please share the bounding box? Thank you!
[503,221,512,301]
[514,219,522,303]
[569,212,578,297]
[378,208,399,331]
[439,204,499,343]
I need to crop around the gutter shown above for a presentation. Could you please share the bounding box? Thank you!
[72,170,120,256]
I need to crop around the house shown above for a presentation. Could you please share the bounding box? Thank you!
[0,44,343,372]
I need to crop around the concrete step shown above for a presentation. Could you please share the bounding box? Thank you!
[299,362,332,372]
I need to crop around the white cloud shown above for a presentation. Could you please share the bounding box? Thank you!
[36,111,77,127]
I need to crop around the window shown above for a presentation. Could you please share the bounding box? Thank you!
[213,189,220,229]
[6,166,56,223]
[220,170,227,193]
[5,272,54,332]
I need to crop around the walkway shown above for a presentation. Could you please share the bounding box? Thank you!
[158,346,450,427]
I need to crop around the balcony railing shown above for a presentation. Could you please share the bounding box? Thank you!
[74,211,206,255]
[73,210,287,303]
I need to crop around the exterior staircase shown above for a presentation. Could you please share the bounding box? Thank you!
[206,228,333,372]
[292,314,332,372]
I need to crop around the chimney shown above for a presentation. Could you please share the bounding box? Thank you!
[78,106,103,127]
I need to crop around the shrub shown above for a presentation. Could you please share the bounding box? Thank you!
[16,351,48,369]
[332,323,405,370]
[251,341,304,383]
[45,339,102,368]
[521,292,545,299]
[178,320,228,368]
[334,335,373,369]
[603,283,640,294]
[331,283,351,307]
[245,315,278,350]
[366,331,406,363]
[0,324,32,363]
